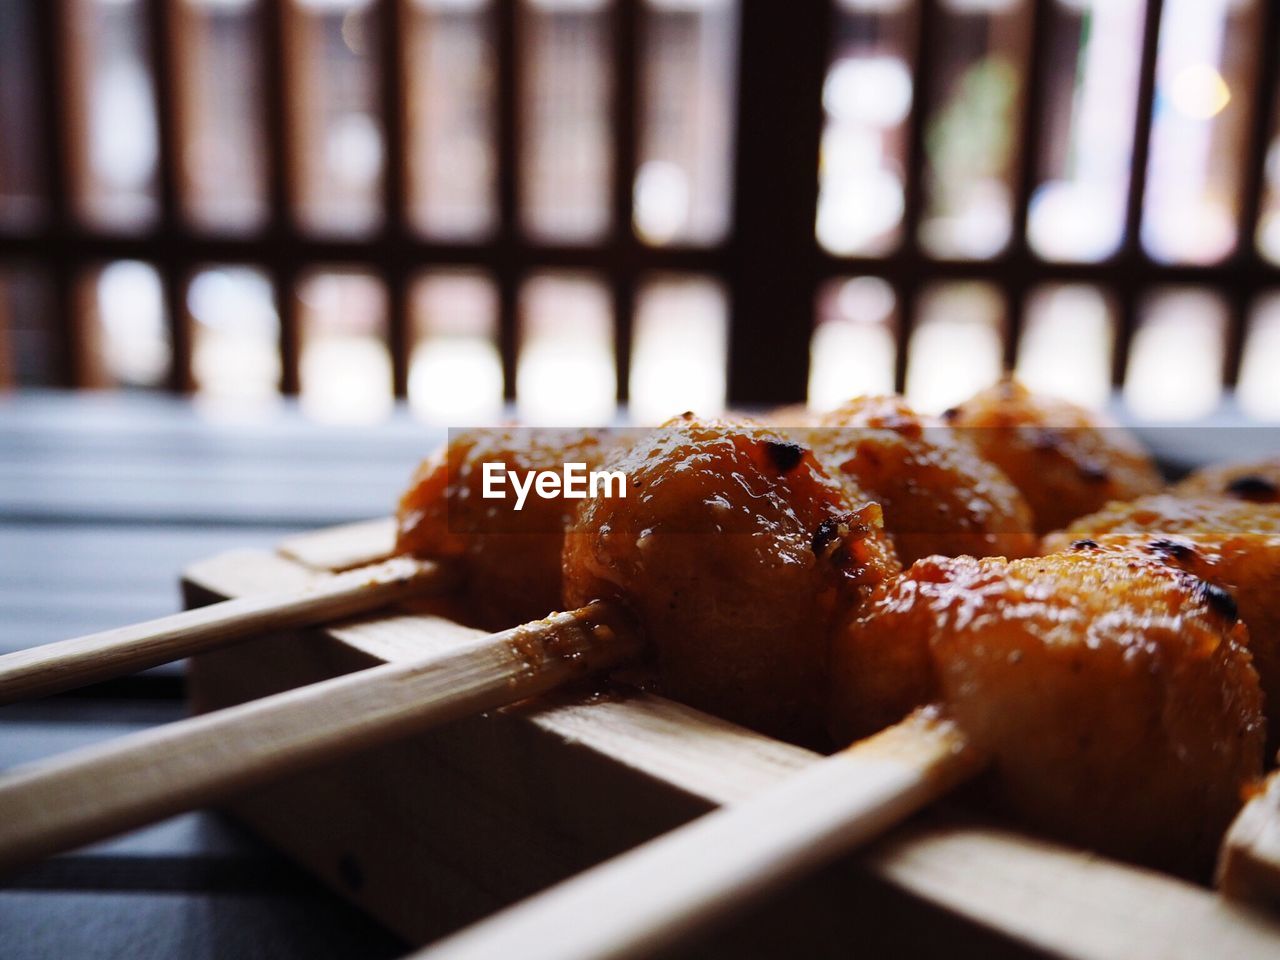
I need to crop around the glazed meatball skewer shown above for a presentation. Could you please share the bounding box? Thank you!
[787,395,1039,565]
[1045,490,1280,905]
[0,417,898,870]
[0,422,622,706]
[0,379,1160,707]
[944,377,1163,533]
[0,428,637,871]
[417,551,1264,960]
[1044,495,1280,749]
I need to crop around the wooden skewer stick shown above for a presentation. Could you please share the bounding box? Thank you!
[0,602,641,875]
[1218,770,1280,908]
[0,556,450,704]
[419,708,984,960]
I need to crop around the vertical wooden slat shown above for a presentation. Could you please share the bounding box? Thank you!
[145,0,191,394]
[262,0,300,396]
[32,0,79,387]
[893,0,939,394]
[1224,0,1280,389]
[726,0,831,406]
[1114,0,1165,389]
[378,0,410,398]
[495,0,520,403]
[609,0,639,406]
[1002,0,1050,373]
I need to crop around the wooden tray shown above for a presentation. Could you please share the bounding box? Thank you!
[183,520,1280,959]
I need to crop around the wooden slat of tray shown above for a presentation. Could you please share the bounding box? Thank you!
[183,523,1280,958]
[278,518,398,573]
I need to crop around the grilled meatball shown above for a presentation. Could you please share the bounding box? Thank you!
[830,551,1264,875]
[397,427,619,630]
[1174,458,1280,504]
[563,416,900,743]
[1046,494,1280,749]
[943,379,1162,533]
[804,396,1038,564]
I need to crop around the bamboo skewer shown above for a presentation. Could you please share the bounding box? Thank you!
[1218,770,1280,907]
[0,602,641,874]
[0,556,450,704]
[419,709,984,960]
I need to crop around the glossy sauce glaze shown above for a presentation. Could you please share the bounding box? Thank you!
[830,550,1265,875]
[943,379,1162,534]
[1046,494,1280,749]
[396,427,621,630]
[562,415,900,744]
[801,395,1038,565]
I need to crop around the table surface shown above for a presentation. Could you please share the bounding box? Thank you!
[0,391,450,960]
[3,390,1279,960]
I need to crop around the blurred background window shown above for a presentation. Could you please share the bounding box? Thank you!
[808,277,897,411]
[1027,0,1147,263]
[406,0,498,240]
[1256,97,1280,264]
[188,265,282,405]
[1124,288,1227,420]
[80,260,172,388]
[175,0,270,233]
[628,274,727,422]
[297,268,392,422]
[816,0,917,257]
[1240,292,1280,420]
[1014,284,1115,409]
[408,270,504,422]
[65,0,162,232]
[919,0,1029,260]
[520,0,613,243]
[1140,0,1260,266]
[1,0,1278,422]
[289,0,385,236]
[0,2,45,230]
[634,0,737,247]
[517,273,615,424]
[0,269,57,387]
[905,281,1005,414]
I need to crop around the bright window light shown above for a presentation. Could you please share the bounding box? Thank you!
[91,260,170,387]
[633,0,738,246]
[808,277,897,411]
[905,282,1004,414]
[1027,0,1145,262]
[816,2,915,255]
[188,266,281,408]
[1140,0,1252,265]
[1238,294,1280,421]
[1015,284,1113,409]
[517,274,615,425]
[1124,288,1225,420]
[629,276,727,424]
[408,271,504,423]
[297,270,393,423]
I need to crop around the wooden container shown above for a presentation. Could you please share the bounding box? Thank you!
[183,520,1280,959]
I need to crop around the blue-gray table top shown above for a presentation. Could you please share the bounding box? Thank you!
[0,391,446,960]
